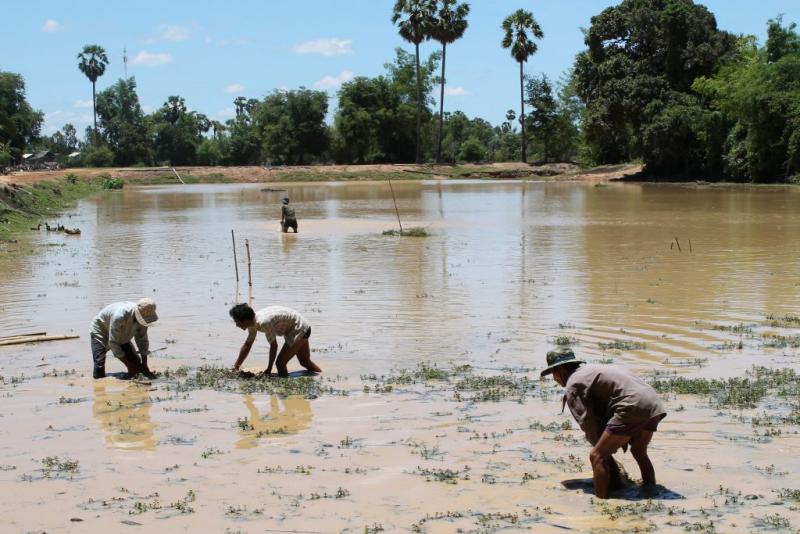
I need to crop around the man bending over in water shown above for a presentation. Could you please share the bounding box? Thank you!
[541,347,667,498]
[229,303,322,377]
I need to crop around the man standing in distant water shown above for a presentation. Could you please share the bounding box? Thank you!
[541,347,667,498]
[281,197,298,233]
[90,299,158,379]
[229,303,321,377]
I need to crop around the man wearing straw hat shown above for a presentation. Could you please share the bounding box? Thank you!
[90,298,159,380]
[541,347,667,498]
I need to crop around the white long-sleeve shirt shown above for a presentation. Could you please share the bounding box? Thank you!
[90,302,150,359]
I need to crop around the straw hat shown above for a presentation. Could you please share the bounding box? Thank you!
[134,298,159,327]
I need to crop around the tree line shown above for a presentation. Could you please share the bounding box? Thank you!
[1,0,798,182]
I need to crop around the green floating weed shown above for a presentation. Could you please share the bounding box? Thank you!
[382,227,429,237]
[765,314,800,328]
[100,176,124,190]
[598,340,646,351]
[41,456,79,478]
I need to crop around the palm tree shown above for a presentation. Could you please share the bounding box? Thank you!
[430,0,469,164]
[501,10,543,163]
[392,0,435,164]
[77,45,109,144]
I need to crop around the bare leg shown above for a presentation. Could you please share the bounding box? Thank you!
[296,341,321,373]
[275,338,307,377]
[590,431,632,499]
[629,430,656,486]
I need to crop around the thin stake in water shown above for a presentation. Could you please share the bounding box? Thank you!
[231,230,239,283]
[245,239,252,288]
[388,179,403,235]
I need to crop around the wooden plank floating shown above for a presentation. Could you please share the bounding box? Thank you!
[0,334,79,346]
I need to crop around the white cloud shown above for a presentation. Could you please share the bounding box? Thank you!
[131,50,174,66]
[313,70,355,90]
[293,38,353,57]
[42,19,62,32]
[223,83,244,94]
[73,99,93,109]
[444,86,471,97]
[159,25,190,41]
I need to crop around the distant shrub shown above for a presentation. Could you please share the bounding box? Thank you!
[84,145,114,167]
[65,173,79,184]
[100,176,124,190]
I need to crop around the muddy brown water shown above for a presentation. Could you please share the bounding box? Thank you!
[1,180,800,532]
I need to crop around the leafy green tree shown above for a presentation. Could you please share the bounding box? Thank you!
[255,88,329,165]
[501,9,544,163]
[430,0,469,163]
[77,45,109,144]
[392,0,435,163]
[334,49,440,163]
[226,97,261,165]
[197,138,224,165]
[0,71,43,164]
[574,0,735,171]
[766,15,800,63]
[524,74,556,162]
[95,78,152,165]
[693,22,800,181]
[150,96,210,165]
[83,144,114,167]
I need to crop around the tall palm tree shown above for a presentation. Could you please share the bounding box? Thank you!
[430,0,469,164]
[392,0,435,164]
[77,45,109,144]
[501,10,543,163]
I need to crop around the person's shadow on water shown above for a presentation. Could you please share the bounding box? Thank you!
[561,478,684,500]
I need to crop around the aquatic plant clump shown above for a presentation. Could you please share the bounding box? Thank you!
[382,227,430,237]
[650,366,800,410]
[163,366,337,397]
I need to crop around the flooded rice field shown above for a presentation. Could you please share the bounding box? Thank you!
[1,180,800,533]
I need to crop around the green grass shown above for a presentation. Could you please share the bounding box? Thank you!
[0,175,110,241]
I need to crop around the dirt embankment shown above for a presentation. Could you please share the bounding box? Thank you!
[0,162,643,186]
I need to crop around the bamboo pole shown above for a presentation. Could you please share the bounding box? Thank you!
[0,331,47,341]
[245,239,252,288]
[0,335,79,347]
[171,167,185,184]
[388,179,403,235]
[231,230,239,283]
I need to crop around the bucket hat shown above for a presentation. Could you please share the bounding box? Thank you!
[540,347,584,377]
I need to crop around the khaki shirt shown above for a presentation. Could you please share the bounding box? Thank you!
[90,302,150,359]
[281,204,296,220]
[246,306,309,347]
[563,364,666,445]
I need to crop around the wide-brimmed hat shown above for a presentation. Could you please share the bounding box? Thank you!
[540,347,584,377]
[134,298,159,327]
[281,197,289,204]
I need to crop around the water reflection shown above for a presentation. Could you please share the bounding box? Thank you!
[235,394,312,449]
[93,382,156,450]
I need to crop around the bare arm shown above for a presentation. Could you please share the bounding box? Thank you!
[233,328,258,370]
[266,341,278,375]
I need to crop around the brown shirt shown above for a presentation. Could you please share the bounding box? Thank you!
[563,364,666,445]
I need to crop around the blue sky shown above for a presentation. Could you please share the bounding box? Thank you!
[3,0,799,137]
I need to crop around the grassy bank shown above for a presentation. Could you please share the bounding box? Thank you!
[0,174,111,241]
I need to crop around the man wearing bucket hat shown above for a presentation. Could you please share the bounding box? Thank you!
[90,298,159,380]
[280,197,298,233]
[542,347,667,498]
